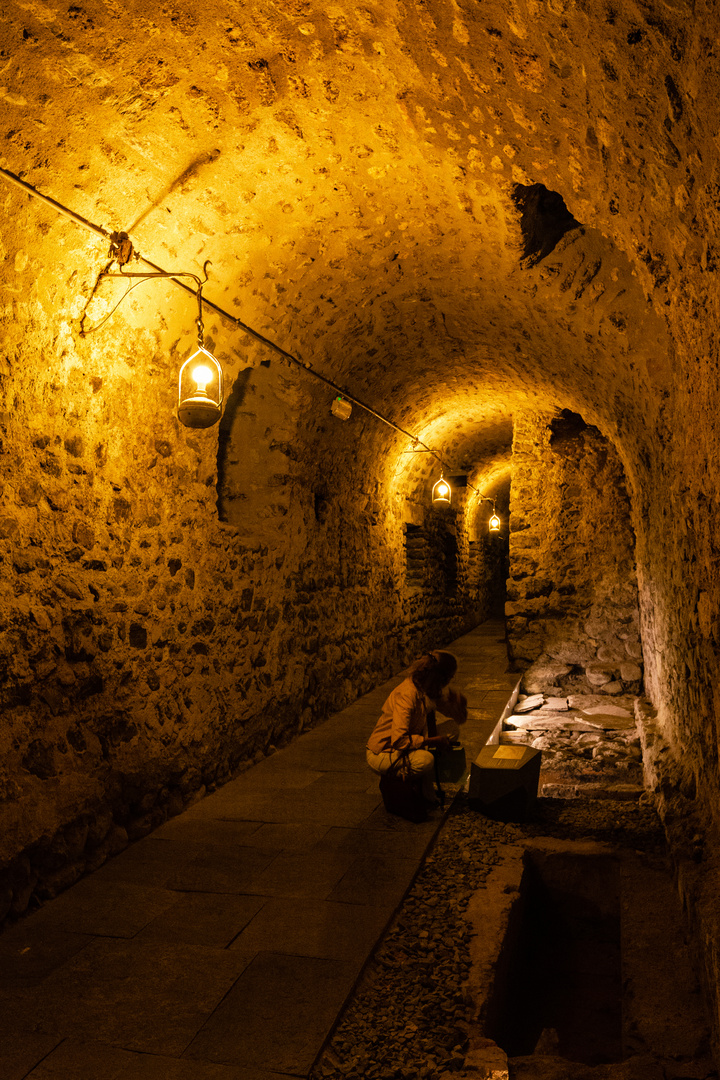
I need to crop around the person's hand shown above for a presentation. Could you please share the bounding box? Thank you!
[427,735,453,751]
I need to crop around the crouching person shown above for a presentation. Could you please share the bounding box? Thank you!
[366,650,467,806]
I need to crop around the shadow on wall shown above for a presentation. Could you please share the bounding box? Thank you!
[216,368,253,522]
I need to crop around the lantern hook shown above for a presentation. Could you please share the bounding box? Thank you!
[196,261,212,349]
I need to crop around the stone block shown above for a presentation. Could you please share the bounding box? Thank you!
[515,694,544,713]
[511,635,546,663]
[543,696,570,711]
[523,577,554,599]
[596,644,626,663]
[522,659,572,694]
[546,640,596,666]
[0,515,19,539]
[511,556,539,578]
[586,665,614,686]
[583,616,608,639]
[581,702,633,717]
[508,715,599,732]
[54,574,85,600]
[576,733,604,747]
[620,662,642,683]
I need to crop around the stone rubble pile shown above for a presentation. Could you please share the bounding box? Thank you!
[499,693,644,798]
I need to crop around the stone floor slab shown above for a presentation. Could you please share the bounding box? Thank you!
[361,803,445,833]
[0,1031,62,1080]
[244,851,356,899]
[226,769,326,793]
[243,749,366,775]
[24,1038,292,1079]
[93,835,203,887]
[307,771,382,795]
[185,951,358,1072]
[5,938,254,1056]
[312,824,436,860]
[166,847,278,894]
[0,923,92,990]
[229,897,390,962]
[327,854,419,906]
[137,892,268,948]
[182,789,381,826]
[248,822,331,851]
[27,878,179,938]
[153,818,265,844]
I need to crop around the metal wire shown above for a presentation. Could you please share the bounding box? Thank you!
[79,275,151,335]
[0,166,112,241]
[0,165,495,502]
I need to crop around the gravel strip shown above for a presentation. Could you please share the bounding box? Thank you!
[312,794,666,1080]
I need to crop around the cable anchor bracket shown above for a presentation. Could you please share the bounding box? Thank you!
[108,231,135,266]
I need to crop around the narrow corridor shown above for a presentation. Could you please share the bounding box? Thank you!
[0,623,516,1079]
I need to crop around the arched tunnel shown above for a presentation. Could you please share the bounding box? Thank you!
[1,0,720,1073]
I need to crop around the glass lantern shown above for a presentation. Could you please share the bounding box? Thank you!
[177,346,224,429]
[432,474,452,506]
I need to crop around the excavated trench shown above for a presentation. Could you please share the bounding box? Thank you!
[468,837,716,1079]
[484,850,622,1065]
[313,794,717,1080]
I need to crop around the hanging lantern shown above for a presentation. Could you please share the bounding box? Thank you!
[177,346,224,429]
[177,283,224,429]
[432,473,452,506]
[489,504,501,533]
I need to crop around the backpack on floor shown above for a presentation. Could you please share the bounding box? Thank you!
[379,772,428,823]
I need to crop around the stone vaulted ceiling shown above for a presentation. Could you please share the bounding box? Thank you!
[2,0,699,503]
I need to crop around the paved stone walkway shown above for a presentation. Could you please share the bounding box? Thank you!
[0,621,517,1080]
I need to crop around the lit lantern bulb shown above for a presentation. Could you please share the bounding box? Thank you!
[192,365,213,394]
[432,474,452,506]
[489,510,501,533]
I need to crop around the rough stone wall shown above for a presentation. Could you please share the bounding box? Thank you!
[0,295,487,925]
[506,411,642,696]
[466,487,509,620]
[400,495,487,649]
[405,509,459,598]
[630,295,720,812]
[467,536,506,620]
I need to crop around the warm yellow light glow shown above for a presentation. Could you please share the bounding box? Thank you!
[432,475,452,506]
[192,364,214,393]
[178,346,224,429]
[489,511,501,532]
